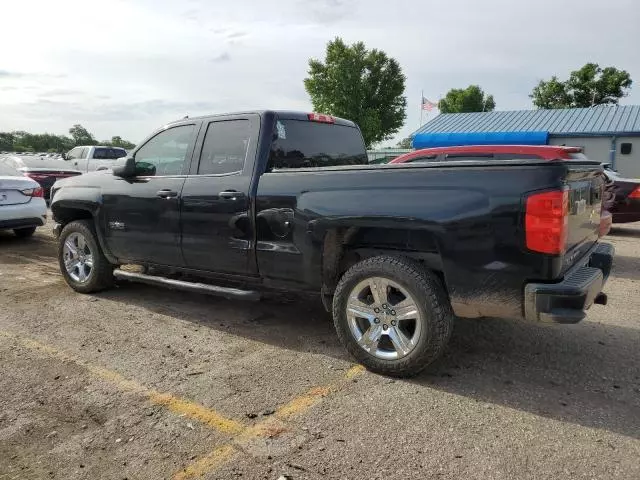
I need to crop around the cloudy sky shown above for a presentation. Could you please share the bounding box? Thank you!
[1,0,639,145]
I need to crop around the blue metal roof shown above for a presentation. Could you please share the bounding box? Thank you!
[412,131,548,149]
[414,105,640,136]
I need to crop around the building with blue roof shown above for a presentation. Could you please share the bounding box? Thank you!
[411,105,640,177]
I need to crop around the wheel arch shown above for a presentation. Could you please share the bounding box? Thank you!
[320,226,445,300]
[51,192,117,264]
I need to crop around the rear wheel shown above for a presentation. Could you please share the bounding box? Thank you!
[58,220,114,293]
[333,255,453,377]
[13,227,36,238]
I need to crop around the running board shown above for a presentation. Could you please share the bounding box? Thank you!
[112,269,261,301]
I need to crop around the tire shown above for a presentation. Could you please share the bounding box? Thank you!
[332,256,453,377]
[58,220,114,293]
[14,227,36,238]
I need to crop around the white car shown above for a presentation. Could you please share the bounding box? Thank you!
[0,162,47,237]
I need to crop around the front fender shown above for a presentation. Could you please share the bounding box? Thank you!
[50,186,118,264]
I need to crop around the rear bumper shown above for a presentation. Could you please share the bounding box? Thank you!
[0,217,46,229]
[524,242,614,324]
[0,199,47,230]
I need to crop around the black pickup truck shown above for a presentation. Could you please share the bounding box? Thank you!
[51,111,614,376]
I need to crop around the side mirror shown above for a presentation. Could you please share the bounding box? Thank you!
[61,152,68,160]
[134,161,156,177]
[112,157,136,177]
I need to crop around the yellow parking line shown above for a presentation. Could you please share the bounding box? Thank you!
[0,330,244,435]
[172,364,366,479]
[173,445,236,480]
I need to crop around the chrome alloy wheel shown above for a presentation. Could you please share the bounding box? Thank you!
[63,232,94,283]
[346,277,422,360]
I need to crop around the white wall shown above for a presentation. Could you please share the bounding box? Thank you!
[549,135,640,177]
[548,136,611,163]
[614,136,640,178]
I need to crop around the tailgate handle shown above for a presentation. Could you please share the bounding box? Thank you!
[219,190,245,200]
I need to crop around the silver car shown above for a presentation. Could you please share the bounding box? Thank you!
[0,162,47,237]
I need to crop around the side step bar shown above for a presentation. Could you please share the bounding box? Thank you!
[112,269,261,301]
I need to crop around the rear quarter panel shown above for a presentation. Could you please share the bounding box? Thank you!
[255,163,576,319]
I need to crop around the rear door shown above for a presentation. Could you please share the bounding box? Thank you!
[180,115,258,275]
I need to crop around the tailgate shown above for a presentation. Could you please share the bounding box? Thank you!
[563,165,606,271]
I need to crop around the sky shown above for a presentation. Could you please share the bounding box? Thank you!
[1,0,639,146]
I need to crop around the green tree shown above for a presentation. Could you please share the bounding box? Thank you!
[396,137,412,149]
[109,136,136,149]
[69,124,97,145]
[304,37,407,147]
[530,76,573,109]
[0,132,14,151]
[530,63,632,109]
[438,85,495,113]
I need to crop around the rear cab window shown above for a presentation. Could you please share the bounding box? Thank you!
[93,148,127,160]
[268,116,367,170]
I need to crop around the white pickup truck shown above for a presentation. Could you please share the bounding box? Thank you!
[63,146,128,173]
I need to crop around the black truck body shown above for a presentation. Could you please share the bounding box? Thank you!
[51,111,614,376]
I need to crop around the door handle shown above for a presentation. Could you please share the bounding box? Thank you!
[156,189,178,199]
[219,190,245,200]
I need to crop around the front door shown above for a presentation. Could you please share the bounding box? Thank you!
[181,116,257,275]
[101,123,199,266]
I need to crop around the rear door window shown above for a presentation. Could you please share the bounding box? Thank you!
[197,120,251,175]
[269,119,367,170]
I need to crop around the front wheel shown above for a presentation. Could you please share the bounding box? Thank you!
[332,256,453,377]
[58,220,114,293]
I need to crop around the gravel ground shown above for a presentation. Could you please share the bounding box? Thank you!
[0,221,639,480]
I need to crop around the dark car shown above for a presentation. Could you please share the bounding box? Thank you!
[0,154,82,200]
[50,111,613,377]
[602,166,640,223]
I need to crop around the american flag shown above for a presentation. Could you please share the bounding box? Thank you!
[421,97,437,111]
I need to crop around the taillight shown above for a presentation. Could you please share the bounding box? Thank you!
[20,187,44,198]
[629,186,640,199]
[307,113,335,123]
[525,190,569,255]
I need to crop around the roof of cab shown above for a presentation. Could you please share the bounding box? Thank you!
[167,110,358,128]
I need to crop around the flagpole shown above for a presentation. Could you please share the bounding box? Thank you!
[420,89,424,128]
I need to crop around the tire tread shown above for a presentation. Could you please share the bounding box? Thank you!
[58,220,114,293]
[332,255,453,377]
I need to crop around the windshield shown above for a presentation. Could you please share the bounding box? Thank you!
[269,119,367,170]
